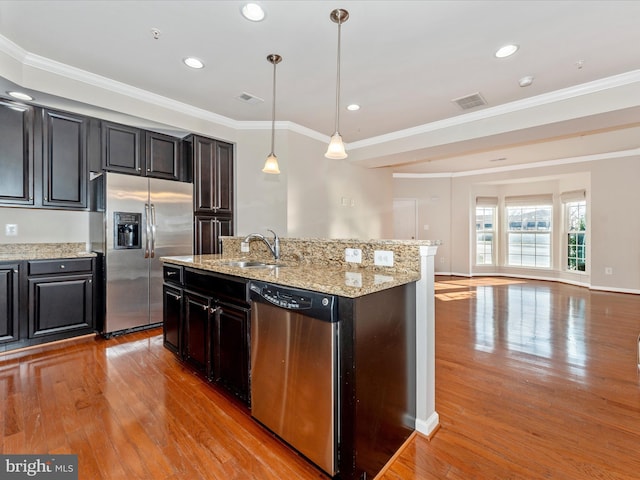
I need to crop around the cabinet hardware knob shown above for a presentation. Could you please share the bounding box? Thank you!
[60,265,65,269]
[174,295,182,301]
[167,271,176,276]
[202,304,208,311]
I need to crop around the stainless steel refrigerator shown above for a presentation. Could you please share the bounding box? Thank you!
[91,172,193,335]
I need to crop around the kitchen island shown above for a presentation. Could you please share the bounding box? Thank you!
[161,236,439,480]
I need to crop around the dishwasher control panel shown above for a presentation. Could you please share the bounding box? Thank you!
[249,281,337,322]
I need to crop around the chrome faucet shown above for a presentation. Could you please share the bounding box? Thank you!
[243,229,280,261]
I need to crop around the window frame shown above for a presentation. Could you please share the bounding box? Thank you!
[565,199,587,273]
[475,205,497,266]
[505,202,553,269]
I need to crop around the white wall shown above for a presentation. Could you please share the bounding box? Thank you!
[0,207,89,245]
[393,153,640,293]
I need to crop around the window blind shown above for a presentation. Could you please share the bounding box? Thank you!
[560,189,586,203]
[476,196,498,206]
[504,194,553,206]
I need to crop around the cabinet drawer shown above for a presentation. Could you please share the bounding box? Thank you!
[163,264,183,284]
[184,268,249,305]
[28,258,93,276]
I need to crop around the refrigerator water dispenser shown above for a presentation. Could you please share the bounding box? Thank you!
[114,212,141,249]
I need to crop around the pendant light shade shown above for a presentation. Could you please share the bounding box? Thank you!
[263,54,282,174]
[325,8,349,160]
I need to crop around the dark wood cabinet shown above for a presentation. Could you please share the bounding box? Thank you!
[0,99,34,205]
[214,300,250,402]
[145,131,180,180]
[190,135,233,215]
[183,290,213,377]
[27,258,95,339]
[101,121,144,175]
[102,121,182,180]
[194,215,233,254]
[188,134,234,254]
[163,265,250,404]
[42,109,88,209]
[0,263,20,344]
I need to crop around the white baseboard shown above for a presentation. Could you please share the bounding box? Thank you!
[416,411,440,437]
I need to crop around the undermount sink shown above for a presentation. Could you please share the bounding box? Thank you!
[218,260,286,269]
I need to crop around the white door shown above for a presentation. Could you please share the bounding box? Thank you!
[393,198,418,239]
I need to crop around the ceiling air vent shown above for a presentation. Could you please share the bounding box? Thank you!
[452,92,487,110]
[235,92,264,104]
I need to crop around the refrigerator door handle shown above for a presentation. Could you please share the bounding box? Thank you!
[144,203,151,258]
[150,203,157,258]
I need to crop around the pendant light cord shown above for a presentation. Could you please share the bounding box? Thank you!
[271,59,277,154]
[333,18,342,135]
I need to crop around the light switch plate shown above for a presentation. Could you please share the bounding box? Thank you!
[5,224,17,236]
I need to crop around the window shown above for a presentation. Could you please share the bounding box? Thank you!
[505,195,552,268]
[562,190,586,272]
[475,197,497,266]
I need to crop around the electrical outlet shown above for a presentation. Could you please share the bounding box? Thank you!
[240,241,250,253]
[5,224,17,236]
[345,248,362,263]
[374,250,394,267]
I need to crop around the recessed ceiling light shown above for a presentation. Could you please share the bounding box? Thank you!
[7,91,33,101]
[241,3,265,22]
[495,44,519,58]
[183,57,204,69]
[346,104,360,111]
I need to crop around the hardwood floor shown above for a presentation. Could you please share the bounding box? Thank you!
[2,276,639,479]
[381,276,640,480]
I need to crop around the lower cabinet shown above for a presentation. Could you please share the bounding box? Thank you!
[162,284,182,355]
[183,290,213,376]
[213,300,250,401]
[0,257,97,352]
[28,259,94,339]
[0,263,20,344]
[162,264,250,404]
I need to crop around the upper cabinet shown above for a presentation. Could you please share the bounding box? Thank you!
[102,121,182,181]
[0,99,34,205]
[188,135,233,215]
[146,131,181,180]
[101,121,143,175]
[0,101,88,210]
[42,109,88,209]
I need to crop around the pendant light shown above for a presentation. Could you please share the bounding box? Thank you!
[263,54,282,174]
[325,8,349,159]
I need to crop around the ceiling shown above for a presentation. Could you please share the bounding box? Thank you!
[1,0,639,174]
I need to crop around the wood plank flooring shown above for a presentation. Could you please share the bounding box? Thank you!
[2,276,640,479]
[381,276,640,480]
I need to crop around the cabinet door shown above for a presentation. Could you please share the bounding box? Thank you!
[0,99,34,205]
[193,136,234,214]
[183,290,212,376]
[28,274,93,338]
[163,285,183,356]
[194,215,233,255]
[0,264,20,344]
[102,121,144,175]
[146,131,180,180]
[42,109,88,208]
[214,301,250,403]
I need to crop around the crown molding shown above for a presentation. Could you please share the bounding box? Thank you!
[351,69,640,150]
[392,148,640,179]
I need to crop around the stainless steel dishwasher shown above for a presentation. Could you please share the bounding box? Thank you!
[249,280,339,476]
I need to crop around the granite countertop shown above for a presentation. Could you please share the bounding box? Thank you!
[161,254,421,298]
[0,243,97,261]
